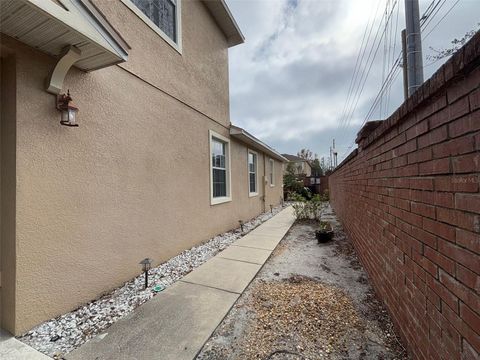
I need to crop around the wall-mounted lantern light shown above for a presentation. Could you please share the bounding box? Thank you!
[139,258,153,289]
[56,90,79,127]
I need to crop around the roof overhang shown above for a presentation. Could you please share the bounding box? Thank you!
[0,0,129,72]
[202,0,244,47]
[230,125,288,162]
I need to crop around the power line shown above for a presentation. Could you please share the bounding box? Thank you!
[341,0,399,132]
[424,0,461,39]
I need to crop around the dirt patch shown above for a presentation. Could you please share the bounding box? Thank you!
[197,205,408,360]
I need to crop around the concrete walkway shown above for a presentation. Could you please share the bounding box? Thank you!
[0,330,50,360]
[67,206,295,360]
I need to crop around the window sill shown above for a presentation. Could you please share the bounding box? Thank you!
[211,196,232,206]
[249,192,259,198]
[270,184,275,188]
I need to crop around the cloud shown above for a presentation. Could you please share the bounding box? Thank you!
[226,0,480,160]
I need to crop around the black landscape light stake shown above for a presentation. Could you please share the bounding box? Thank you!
[239,220,244,233]
[270,204,273,214]
[139,258,153,290]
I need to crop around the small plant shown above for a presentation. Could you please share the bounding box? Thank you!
[315,221,334,243]
[292,194,325,220]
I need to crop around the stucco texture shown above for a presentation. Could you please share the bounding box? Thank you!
[0,1,284,334]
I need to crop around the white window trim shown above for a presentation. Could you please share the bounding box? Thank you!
[121,0,183,54]
[209,130,231,205]
[248,149,258,197]
[269,158,275,187]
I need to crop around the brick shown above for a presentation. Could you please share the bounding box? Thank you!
[456,194,480,214]
[452,153,480,174]
[440,269,480,315]
[407,147,433,164]
[437,207,480,233]
[448,72,480,103]
[423,217,456,242]
[470,89,480,111]
[449,96,470,120]
[411,225,437,248]
[462,339,480,360]
[443,304,480,355]
[409,177,434,190]
[418,125,448,148]
[419,158,450,175]
[435,192,454,208]
[456,264,480,292]
[432,135,475,159]
[411,190,434,204]
[424,246,455,275]
[434,175,479,193]
[426,275,458,312]
[406,119,429,140]
[456,228,480,254]
[449,113,480,138]
[438,239,480,275]
[460,303,480,334]
[411,201,436,219]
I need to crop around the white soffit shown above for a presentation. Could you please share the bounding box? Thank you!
[230,125,288,162]
[0,0,129,71]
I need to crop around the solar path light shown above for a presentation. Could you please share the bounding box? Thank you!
[139,258,153,289]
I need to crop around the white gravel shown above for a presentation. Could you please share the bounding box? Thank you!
[19,205,286,358]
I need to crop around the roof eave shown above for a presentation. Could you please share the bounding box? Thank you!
[202,0,245,48]
[230,125,288,162]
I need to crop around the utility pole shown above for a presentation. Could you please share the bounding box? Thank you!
[404,0,424,96]
[401,29,409,100]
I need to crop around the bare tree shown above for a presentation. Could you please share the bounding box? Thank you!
[427,25,479,63]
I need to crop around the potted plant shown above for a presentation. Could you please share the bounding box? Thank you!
[315,221,334,243]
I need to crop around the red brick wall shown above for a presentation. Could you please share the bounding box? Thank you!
[329,33,480,360]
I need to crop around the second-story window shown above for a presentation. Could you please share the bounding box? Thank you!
[131,0,177,42]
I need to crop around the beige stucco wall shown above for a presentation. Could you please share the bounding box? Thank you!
[0,1,284,334]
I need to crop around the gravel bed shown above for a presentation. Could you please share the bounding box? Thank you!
[19,205,286,358]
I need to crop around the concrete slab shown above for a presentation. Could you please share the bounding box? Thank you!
[217,245,272,264]
[180,257,261,294]
[67,282,238,360]
[0,330,50,360]
[234,232,284,250]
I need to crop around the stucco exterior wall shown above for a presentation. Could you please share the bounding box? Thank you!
[0,1,284,334]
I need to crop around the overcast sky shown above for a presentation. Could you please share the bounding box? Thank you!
[225,0,479,162]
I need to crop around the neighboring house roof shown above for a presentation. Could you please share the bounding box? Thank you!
[202,0,244,47]
[0,0,129,71]
[230,125,288,162]
[281,154,311,165]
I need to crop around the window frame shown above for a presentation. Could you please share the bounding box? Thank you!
[209,130,231,205]
[121,0,183,54]
[248,149,258,197]
[269,158,275,187]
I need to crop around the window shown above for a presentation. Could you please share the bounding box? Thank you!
[209,131,231,205]
[248,150,258,196]
[122,0,182,52]
[269,159,275,186]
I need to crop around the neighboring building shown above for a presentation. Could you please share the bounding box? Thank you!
[0,0,287,335]
[281,154,312,177]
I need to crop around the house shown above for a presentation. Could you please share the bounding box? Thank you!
[0,0,287,335]
[281,154,312,177]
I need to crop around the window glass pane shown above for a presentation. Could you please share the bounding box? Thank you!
[213,169,227,197]
[131,0,176,41]
[249,173,256,193]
